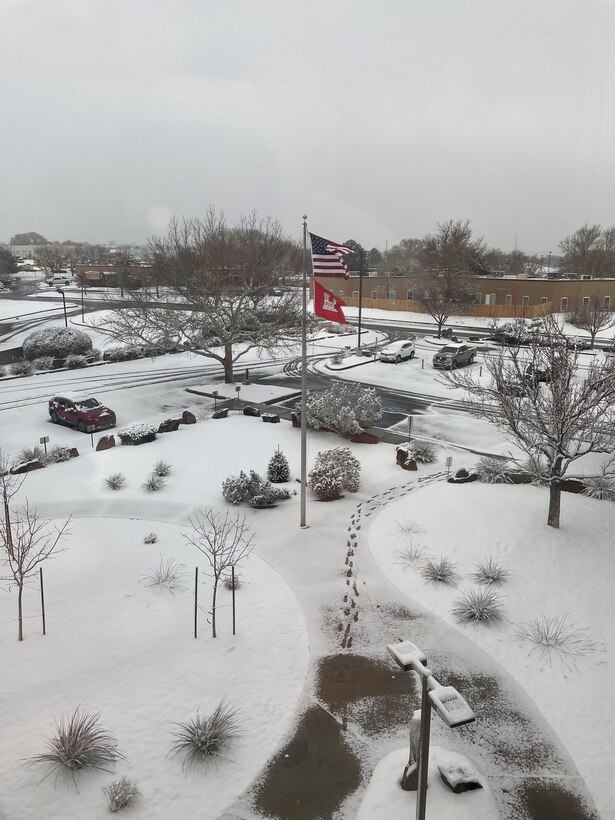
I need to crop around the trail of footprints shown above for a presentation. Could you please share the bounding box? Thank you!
[339,472,448,649]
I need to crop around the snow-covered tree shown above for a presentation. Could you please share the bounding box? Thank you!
[222,469,290,506]
[304,383,382,436]
[96,209,304,383]
[308,447,361,499]
[569,296,615,348]
[222,471,251,504]
[22,328,93,361]
[446,317,615,528]
[267,448,290,483]
[308,463,344,501]
[117,422,157,445]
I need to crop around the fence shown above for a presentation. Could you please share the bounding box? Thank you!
[341,297,553,320]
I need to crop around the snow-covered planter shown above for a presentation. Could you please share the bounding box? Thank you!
[304,383,382,437]
[65,354,88,369]
[117,422,157,446]
[22,327,93,361]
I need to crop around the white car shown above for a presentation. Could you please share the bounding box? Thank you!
[379,340,416,363]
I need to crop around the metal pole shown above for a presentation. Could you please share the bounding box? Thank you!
[357,248,364,350]
[300,215,309,529]
[81,283,85,322]
[231,565,236,635]
[194,566,198,639]
[40,567,46,636]
[416,672,432,820]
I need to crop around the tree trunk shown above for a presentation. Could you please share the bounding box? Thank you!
[223,345,234,383]
[590,330,596,349]
[18,583,24,641]
[547,477,562,528]
[211,581,218,638]
[436,320,442,338]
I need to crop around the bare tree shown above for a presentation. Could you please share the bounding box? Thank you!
[0,450,26,560]
[96,209,304,382]
[570,296,615,347]
[183,508,254,637]
[34,244,66,271]
[560,223,615,278]
[446,318,615,528]
[0,500,70,641]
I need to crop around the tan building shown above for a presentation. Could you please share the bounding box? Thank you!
[317,274,615,319]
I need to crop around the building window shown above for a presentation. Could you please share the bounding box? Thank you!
[352,290,359,298]
[560,297,568,311]
[505,294,513,306]
[604,296,611,311]
[389,290,396,299]
[540,297,548,304]
[407,289,413,301]
[583,296,590,308]
[522,295,529,306]
[485,293,496,305]
[371,290,378,299]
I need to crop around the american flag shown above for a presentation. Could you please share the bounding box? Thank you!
[310,232,352,279]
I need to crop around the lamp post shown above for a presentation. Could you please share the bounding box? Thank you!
[387,640,475,820]
[56,288,68,327]
[81,280,85,322]
[547,251,552,274]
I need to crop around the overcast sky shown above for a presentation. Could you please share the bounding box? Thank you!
[2,0,614,254]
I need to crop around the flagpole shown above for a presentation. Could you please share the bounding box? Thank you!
[357,247,364,351]
[300,214,309,529]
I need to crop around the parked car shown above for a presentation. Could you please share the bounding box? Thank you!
[524,363,551,386]
[379,340,416,363]
[48,395,116,432]
[499,379,533,398]
[432,343,477,369]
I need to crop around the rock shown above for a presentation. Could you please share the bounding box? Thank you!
[562,478,585,494]
[350,431,379,444]
[401,458,418,471]
[448,473,479,484]
[212,408,229,419]
[158,418,181,433]
[291,412,301,428]
[262,413,280,423]
[243,406,261,417]
[438,761,483,793]
[68,447,79,458]
[96,435,115,451]
[396,445,411,465]
[10,460,45,474]
[455,468,469,478]
[181,410,197,424]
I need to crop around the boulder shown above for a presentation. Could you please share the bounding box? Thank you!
[10,460,45,474]
[448,473,479,484]
[396,445,411,465]
[350,431,379,444]
[212,408,229,419]
[243,406,261,417]
[262,413,280,423]
[68,447,79,458]
[400,458,418,471]
[455,468,469,479]
[291,412,301,428]
[158,418,181,433]
[96,435,115,451]
[181,410,197,424]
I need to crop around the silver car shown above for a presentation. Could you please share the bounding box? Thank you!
[379,340,416,363]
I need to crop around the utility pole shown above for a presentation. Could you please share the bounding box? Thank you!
[357,247,365,351]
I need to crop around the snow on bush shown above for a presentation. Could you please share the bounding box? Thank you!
[46,446,73,464]
[168,702,241,772]
[477,456,512,484]
[103,346,146,363]
[104,776,140,813]
[420,556,460,585]
[582,475,615,501]
[267,448,290,483]
[309,447,361,499]
[451,588,506,625]
[523,454,550,486]
[410,440,437,464]
[222,470,290,507]
[33,356,55,371]
[471,556,511,586]
[141,473,166,492]
[117,422,157,446]
[105,473,127,491]
[65,354,88,369]
[303,383,382,436]
[10,359,33,376]
[222,471,251,505]
[153,459,172,477]
[23,327,93,361]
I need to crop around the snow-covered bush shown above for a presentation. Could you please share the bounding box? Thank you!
[117,422,157,446]
[65,354,88,369]
[46,446,73,464]
[105,473,126,491]
[311,447,361,493]
[153,459,172,477]
[410,440,437,464]
[103,346,145,363]
[222,470,290,506]
[477,457,512,484]
[222,471,251,504]
[168,702,241,771]
[267,448,290,483]
[513,614,604,663]
[104,776,140,813]
[33,356,55,371]
[10,359,33,376]
[144,532,158,544]
[23,327,93,361]
[142,473,165,492]
[87,348,102,362]
[582,475,615,501]
[523,454,550,486]
[142,558,186,590]
[470,557,511,586]
[420,556,459,585]
[18,445,45,464]
[223,574,241,590]
[303,383,382,436]
[308,462,344,501]
[451,589,506,625]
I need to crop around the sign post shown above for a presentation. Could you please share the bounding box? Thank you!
[39,435,49,455]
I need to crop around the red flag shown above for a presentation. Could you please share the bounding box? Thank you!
[313,280,347,324]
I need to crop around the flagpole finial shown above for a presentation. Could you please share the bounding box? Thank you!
[303,214,308,220]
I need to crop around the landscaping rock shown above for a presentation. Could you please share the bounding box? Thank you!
[243,406,261,417]
[455,468,469,479]
[448,473,479,484]
[262,413,280,423]
[212,408,229,419]
[396,445,411,465]
[68,448,79,458]
[291,412,301,428]
[158,418,181,433]
[10,460,45,474]
[350,431,379,444]
[181,410,197,424]
[96,435,115,451]
[400,458,418,471]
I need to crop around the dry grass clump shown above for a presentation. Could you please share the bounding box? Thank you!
[168,702,241,771]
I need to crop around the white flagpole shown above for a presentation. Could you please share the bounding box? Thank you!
[300,215,309,529]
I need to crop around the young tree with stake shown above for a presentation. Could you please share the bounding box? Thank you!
[445,318,615,528]
[183,508,254,638]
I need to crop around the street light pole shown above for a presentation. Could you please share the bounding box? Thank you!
[56,288,68,327]
[357,247,364,351]
[81,281,85,322]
